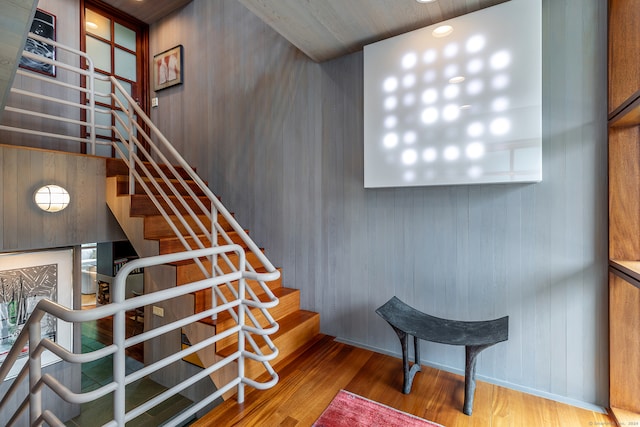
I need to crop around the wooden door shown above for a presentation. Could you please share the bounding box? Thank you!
[81,0,149,156]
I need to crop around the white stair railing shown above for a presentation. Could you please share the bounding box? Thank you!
[2,33,282,353]
[0,33,283,425]
[0,33,99,153]
[0,246,279,426]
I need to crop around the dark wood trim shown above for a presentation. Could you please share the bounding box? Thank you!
[79,0,150,155]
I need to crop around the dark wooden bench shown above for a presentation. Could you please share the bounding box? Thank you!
[376,296,508,415]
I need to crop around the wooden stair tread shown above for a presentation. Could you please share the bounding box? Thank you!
[198,287,298,327]
[130,194,212,217]
[216,310,320,358]
[143,214,235,239]
[115,175,208,197]
[106,158,195,179]
[170,250,264,267]
[158,231,249,254]
[192,269,284,314]
[176,253,271,285]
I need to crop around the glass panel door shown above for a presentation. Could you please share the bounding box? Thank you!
[82,1,148,157]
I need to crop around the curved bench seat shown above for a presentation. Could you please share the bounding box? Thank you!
[376,296,509,416]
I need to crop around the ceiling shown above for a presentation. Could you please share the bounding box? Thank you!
[0,0,512,111]
[99,0,192,24]
[100,0,510,62]
[237,0,510,62]
[0,0,37,115]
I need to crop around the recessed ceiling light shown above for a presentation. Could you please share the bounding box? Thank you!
[449,76,465,84]
[416,0,437,3]
[432,25,453,38]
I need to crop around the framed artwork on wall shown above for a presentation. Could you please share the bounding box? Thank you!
[153,45,183,91]
[19,9,57,77]
[0,249,73,380]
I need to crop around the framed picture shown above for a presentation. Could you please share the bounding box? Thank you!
[153,45,183,91]
[0,249,73,380]
[19,9,56,77]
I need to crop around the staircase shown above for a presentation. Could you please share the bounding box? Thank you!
[105,157,320,397]
[0,28,321,423]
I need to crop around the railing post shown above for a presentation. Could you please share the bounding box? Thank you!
[86,57,96,155]
[29,321,43,426]
[126,87,136,195]
[113,273,127,426]
[211,204,218,321]
[237,250,246,403]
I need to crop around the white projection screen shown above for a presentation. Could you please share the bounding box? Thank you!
[364,0,541,188]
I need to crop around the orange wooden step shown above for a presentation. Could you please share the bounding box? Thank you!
[130,194,212,217]
[159,231,249,254]
[212,287,300,351]
[216,310,320,379]
[115,175,208,197]
[175,252,269,285]
[143,214,235,239]
[106,158,195,179]
[197,284,294,322]
[193,269,284,313]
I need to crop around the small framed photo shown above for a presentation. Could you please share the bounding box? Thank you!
[19,9,56,77]
[153,45,183,91]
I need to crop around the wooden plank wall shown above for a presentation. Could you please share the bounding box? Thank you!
[0,360,78,426]
[0,0,81,153]
[150,0,608,409]
[0,144,126,251]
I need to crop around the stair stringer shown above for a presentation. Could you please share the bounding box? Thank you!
[105,175,240,401]
[182,321,238,401]
[106,176,159,258]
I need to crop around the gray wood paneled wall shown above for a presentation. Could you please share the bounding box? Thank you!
[0,0,608,413]
[0,0,608,415]
[0,144,126,251]
[154,0,606,409]
[0,1,125,422]
[0,0,83,153]
[0,361,78,426]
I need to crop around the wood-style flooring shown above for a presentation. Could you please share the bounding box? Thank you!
[195,334,614,427]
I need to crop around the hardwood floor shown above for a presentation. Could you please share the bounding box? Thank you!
[195,335,613,427]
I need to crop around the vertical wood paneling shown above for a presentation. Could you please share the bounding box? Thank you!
[0,0,81,153]
[0,145,126,252]
[2,147,18,249]
[148,0,608,408]
[0,355,80,426]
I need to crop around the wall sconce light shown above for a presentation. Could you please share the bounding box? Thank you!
[34,185,70,212]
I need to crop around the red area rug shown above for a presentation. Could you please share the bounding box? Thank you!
[312,390,443,427]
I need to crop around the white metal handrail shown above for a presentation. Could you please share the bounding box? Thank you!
[0,32,99,153]
[106,66,282,364]
[0,246,280,426]
[0,33,284,426]
[2,32,282,345]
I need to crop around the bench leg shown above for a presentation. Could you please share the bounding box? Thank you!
[463,344,492,416]
[390,326,421,394]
